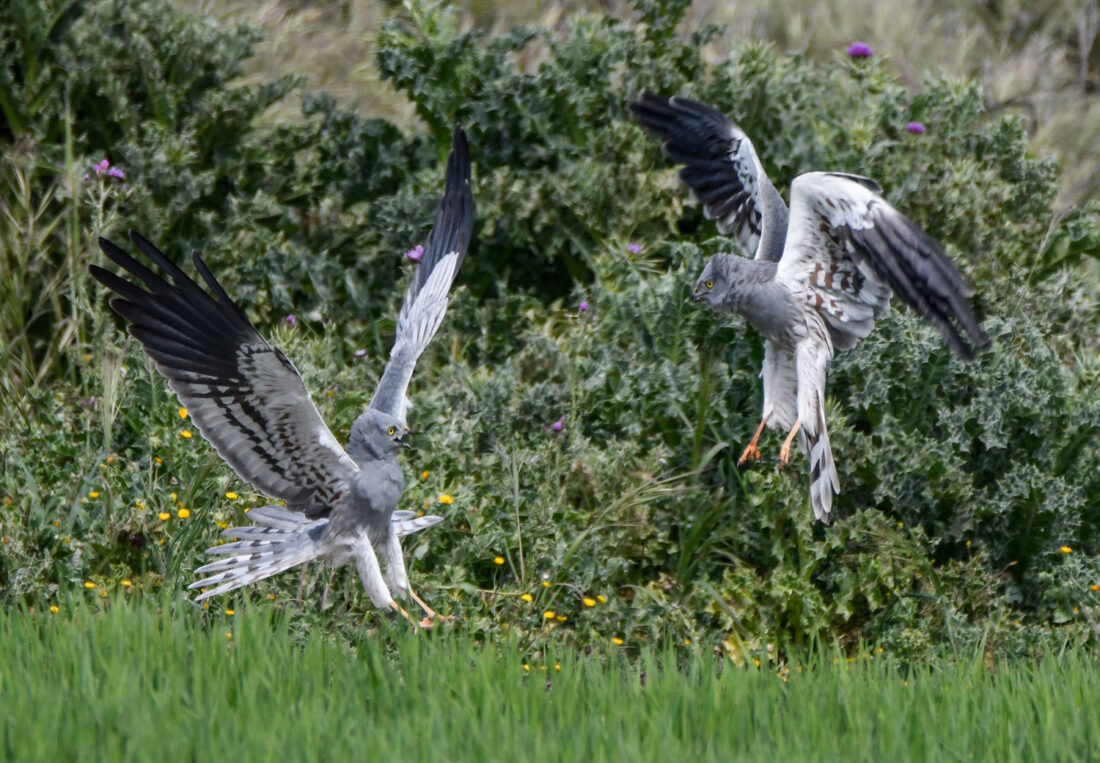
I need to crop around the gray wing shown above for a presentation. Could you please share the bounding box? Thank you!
[776,172,990,359]
[629,92,788,262]
[90,231,357,515]
[369,126,475,420]
[391,510,445,537]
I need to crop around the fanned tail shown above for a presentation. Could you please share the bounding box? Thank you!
[801,427,840,523]
[188,506,328,601]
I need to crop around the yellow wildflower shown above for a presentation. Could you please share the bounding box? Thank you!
[84,581,95,589]
[158,512,170,521]
[520,593,533,603]
[177,508,191,519]
[1061,545,1073,554]
[1091,584,1098,592]
[543,610,555,619]
[155,457,162,464]
[523,664,530,672]
[225,608,235,616]
[170,492,177,501]
[541,580,551,588]
[106,454,116,464]
[225,492,238,500]
[135,500,146,510]
[683,638,692,646]
[180,429,192,438]
[438,494,454,505]
[612,637,624,646]
[556,615,567,622]
[202,602,209,609]
[583,597,596,607]
[49,605,59,614]
[121,580,132,588]
[88,491,100,499]
[596,594,607,603]
[493,556,505,565]
[268,594,276,600]
[421,471,429,480]
[225,632,232,639]
[555,663,561,671]
[178,407,188,419]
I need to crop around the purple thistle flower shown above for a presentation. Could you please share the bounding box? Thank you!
[906,121,926,134]
[285,314,297,326]
[846,42,873,58]
[88,396,97,409]
[405,245,424,262]
[579,301,589,313]
[627,242,642,254]
[107,167,125,179]
[354,348,367,358]
[551,416,565,432]
[83,173,90,181]
[93,159,110,175]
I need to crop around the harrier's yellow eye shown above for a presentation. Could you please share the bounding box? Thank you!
[705,280,714,288]
[387,427,396,436]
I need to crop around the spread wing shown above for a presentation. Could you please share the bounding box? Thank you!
[776,172,990,358]
[369,125,475,420]
[90,231,358,515]
[629,92,789,262]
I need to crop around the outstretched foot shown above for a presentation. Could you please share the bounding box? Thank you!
[738,417,768,466]
[738,442,762,465]
[409,587,453,628]
[778,441,793,467]
[778,418,802,468]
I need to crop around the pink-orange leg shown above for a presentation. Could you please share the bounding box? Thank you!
[778,418,802,468]
[738,418,768,465]
[390,600,420,631]
[409,588,453,629]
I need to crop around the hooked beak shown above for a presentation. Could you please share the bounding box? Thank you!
[394,426,412,450]
[690,287,704,303]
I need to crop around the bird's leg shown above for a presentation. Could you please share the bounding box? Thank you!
[778,419,802,467]
[738,418,768,465]
[390,600,420,632]
[408,587,453,628]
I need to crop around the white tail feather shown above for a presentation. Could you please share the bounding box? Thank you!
[188,505,444,600]
[803,427,840,522]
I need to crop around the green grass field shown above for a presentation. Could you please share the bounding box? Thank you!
[3,599,1097,762]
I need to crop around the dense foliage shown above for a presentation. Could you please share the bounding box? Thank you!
[1,0,1098,663]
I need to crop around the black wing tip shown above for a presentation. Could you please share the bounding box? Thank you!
[630,91,734,128]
